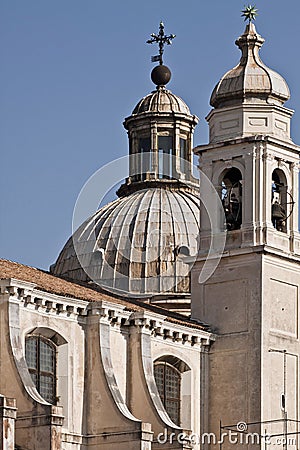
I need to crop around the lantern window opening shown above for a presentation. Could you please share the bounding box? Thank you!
[180,137,188,173]
[158,135,174,179]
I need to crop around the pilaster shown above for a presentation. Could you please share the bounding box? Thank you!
[0,395,17,450]
[127,313,192,449]
[82,303,152,449]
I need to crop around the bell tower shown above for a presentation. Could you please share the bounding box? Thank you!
[192,12,300,447]
[197,20,299,252]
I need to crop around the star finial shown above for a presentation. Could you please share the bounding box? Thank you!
[147,22,176,65]
[241,5,258,23]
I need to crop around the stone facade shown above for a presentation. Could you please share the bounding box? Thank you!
[0,261,212,449]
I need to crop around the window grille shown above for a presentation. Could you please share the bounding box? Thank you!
[25,336,56,404]
[154,362,181,425]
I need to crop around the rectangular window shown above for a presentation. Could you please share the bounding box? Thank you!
[139,137,151,153]
[158,136,173,179]
[138,137,151,177]
[179,138,187,173]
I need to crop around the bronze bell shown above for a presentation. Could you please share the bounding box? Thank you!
[272,202,285,220]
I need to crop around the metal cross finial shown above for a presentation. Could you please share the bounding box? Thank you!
[241,5,258,23]
[147,21,176,65]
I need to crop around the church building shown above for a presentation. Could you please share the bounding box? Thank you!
[1,12,300,450]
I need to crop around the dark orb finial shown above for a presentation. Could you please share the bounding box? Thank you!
[151,64,171,88]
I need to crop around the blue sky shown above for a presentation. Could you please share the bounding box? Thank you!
[1,0,300,270]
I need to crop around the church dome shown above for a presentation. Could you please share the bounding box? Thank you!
[52,187,200,297]
[132,87,191,115]
[210,23,290,108]
[52,23,200,309]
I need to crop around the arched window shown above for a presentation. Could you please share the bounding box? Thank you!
[221,167,243,231]
[154,362,181,425]
[25,336,56,404]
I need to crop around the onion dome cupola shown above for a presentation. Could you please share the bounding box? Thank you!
[119,21,199,197]
[207,7,293,144]
[51,23,200,314]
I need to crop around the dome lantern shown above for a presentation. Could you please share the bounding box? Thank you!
[119,22,199,196]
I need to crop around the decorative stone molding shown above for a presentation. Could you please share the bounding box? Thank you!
[262,150,274,162]
[16,405,64,428]
[128,311,211,348]
[0,279,89,318]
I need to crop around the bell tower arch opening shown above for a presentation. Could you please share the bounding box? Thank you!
[221,167,243,231]
[271,169,288,233]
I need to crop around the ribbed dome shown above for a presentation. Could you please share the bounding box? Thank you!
[52,188,200,297]
[210,23,290,108]
[132,87,191,115]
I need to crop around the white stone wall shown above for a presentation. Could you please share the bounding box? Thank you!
[262,254,300,448]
